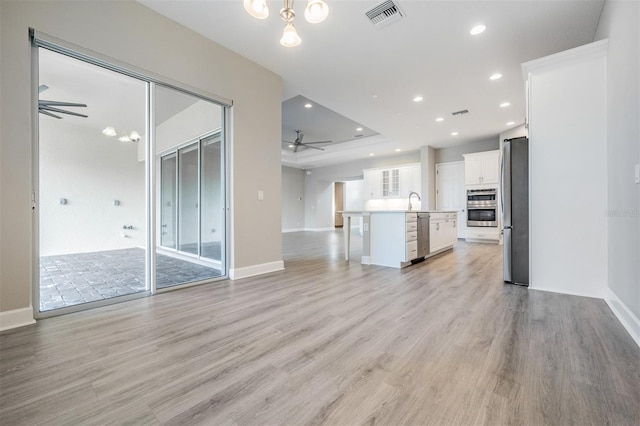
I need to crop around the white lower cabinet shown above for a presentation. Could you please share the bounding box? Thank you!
[369,211,457,268]
[465,227,500,242]
[429,212,457,253]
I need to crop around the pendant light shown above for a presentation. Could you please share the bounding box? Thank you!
[304,0,329,24]
[243,0,269,19]
[243,0,329,47]
[280,22,302,47]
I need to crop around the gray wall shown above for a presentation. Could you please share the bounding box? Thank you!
[0,1,282,314]
[595,0,640,318]
[434,137,499,164]
[281,166,305,231]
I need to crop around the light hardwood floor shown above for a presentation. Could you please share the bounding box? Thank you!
[1,231,638,425]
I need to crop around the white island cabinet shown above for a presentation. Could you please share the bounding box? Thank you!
[370,212,418,268]
[342,210,457,269]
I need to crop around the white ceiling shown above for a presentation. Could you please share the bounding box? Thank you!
[140,0,604,168]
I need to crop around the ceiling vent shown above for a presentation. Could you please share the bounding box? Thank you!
[452,109,470,116]
[365,0,404,29]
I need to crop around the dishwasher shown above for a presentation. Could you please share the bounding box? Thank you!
[415,212,430,261]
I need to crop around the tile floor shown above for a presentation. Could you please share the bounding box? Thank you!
[39,247,221,311]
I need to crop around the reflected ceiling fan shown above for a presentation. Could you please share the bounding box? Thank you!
[283,129,331,153]
[38,85,88,119]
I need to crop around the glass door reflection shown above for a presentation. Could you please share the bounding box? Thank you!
[154,84,225,288]
[160,154,177,249]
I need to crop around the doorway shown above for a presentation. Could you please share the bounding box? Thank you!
[334,182,344,228]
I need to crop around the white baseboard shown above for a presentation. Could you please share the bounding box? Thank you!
[282,228,305,233]
[229,260,284,280]
[0,306,36,332]
[305,227,335,232]
[528,286,604,300]
[605,287,640,348]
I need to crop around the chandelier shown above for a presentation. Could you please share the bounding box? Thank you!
[243,0,329,47]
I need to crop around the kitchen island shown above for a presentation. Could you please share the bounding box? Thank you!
[341,210,458,268]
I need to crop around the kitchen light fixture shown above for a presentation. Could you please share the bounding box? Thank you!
[369,153,375,156]
[244,0,329,47]
[304,103,313,108]
[451,132,459,136]
[500,102,511,108]
[356,127,363,131]
[507,121,515,125]
[395,148,401,152]
[490,73,502,80]
[119,135,131,142]
[435,117,444,122]
[470,24,486,35]
[129,131,141,142]
[413,95,424,102]
[102,126,116,137]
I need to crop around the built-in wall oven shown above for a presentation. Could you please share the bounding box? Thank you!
[467,189,498,227]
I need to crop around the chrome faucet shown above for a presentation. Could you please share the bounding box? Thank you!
[408,191,421,211]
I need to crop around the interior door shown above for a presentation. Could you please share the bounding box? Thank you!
[436,161,466,238]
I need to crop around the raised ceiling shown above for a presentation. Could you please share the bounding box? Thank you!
[139,0,604,168]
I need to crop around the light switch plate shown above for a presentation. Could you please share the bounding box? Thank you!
[258,190,264,200]
[635,164,640,184]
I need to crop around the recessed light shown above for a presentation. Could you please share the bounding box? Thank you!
[356,127,363,132]
[451,132,459,136]
[304,103,312,108]
[507,121,515,126]
[435,117,444,122]
[372,95,378,99]
[413,95,424,102]
[288,144,294,148]
[102,126,116,137]
[490,73,502,80]
[118,135,131,142]
[395,149,401,152]
[470,24,486,35]
[500,102,511,108]
[129,131,140,142]
[369,153,375,156]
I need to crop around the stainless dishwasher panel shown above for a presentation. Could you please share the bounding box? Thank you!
[417,213,430,258]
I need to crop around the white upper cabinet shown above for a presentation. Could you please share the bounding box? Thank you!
[463,150,500,185]
[364,163,421,200]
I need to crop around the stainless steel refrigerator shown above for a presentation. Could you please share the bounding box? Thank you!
[502,137,529,286]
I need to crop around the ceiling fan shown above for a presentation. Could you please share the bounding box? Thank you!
[38,84,88,119]
[282,129,331,153]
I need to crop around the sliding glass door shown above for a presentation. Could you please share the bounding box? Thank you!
[154,85,225,288]
[34,39,228,316]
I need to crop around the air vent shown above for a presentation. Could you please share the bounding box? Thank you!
[452,109,470,116]
[365,0,404,29]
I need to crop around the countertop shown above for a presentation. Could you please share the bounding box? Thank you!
[340,210,458,214]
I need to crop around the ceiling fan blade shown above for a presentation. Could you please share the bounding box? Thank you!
[300,143,325,151]
[302,140,332,144]
[39,105,88,118]
[39,100,87,108]
[39,109,62,119]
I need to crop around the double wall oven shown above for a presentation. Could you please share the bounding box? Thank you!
[467,188,497,227]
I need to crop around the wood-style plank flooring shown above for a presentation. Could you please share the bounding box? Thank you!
[1,231,639,425]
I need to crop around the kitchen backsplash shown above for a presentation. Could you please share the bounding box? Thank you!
[364,198,421,211]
